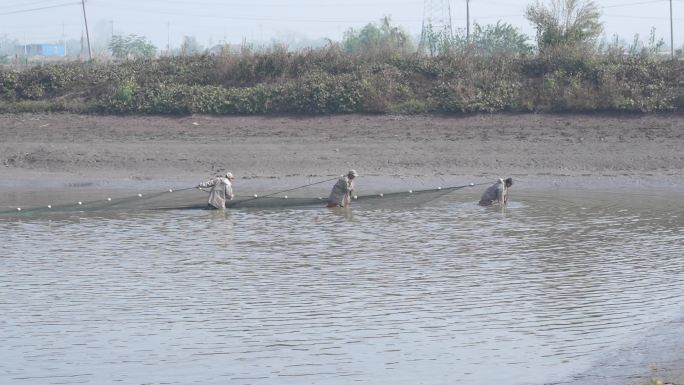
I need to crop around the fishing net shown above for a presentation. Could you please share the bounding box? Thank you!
[0,183,483,218]
[227,185,470,209]
[0,187,203,218]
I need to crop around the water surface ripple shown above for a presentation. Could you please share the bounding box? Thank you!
[1,190,682,385]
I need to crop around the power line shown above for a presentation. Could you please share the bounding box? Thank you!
[0,1,81,16]
[468,0,674,7]
[93,0,424,8]
[0,0,64,6]
[91,2,423,23]
[0,0,70,10]
[603,13,683,21]
[601,0,669,9]
[462,14,526,21]
[2,0,681,47]
[0,22,81,32]
[474,0,527,7]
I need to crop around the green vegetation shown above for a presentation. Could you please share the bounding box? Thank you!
[1,49,680,115]
[526,0,603,52]
[342,16,413,56]
[0,6,682,115]
[179,36,204,57]
[467,22,534,56]
[109,35,157,60]
[1,47,681,115]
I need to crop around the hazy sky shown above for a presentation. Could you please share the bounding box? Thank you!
[1,0,682,50]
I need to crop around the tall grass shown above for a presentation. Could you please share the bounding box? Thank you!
[0,47,682,115]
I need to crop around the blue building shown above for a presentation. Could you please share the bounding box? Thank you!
[15,44,66,57]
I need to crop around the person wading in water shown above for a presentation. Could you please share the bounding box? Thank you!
[478,177,513,206]
[197,172,235,209]
[327,170,358,208]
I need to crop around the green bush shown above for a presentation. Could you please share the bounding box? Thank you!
[1,48,683,114]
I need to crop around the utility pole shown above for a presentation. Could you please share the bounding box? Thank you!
[62,22,66,57]
[466,0,470,41]
[670,0,674,58]
[81,0,92,61]
[167,21,171,56]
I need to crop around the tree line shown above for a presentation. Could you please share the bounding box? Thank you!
[0,0,682,115]
[103,1,680,60]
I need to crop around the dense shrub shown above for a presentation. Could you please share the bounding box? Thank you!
[0,49,682,114]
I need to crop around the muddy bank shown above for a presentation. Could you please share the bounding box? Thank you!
[0,113,682,192]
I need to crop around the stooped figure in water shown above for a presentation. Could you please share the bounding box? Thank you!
[327,169,358,208]
[478,177,513,206]
[197,172,235,209]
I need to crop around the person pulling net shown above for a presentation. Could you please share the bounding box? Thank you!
[327,169,358,208]
[478,177,513,206]
[197,172,236,209]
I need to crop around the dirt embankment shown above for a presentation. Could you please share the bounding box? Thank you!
[0,113,682,191]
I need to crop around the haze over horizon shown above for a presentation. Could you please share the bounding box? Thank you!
[1,0,682,52]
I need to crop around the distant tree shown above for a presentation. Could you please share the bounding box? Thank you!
[0,34,20,57]
[469,22,533,55]
[525,0,603,51]
[109,34,157,59]
[179,36,204,56]
[628,27,666,58]
[601,28,666,58]
[418,24,454,56]
[342,16,413,54]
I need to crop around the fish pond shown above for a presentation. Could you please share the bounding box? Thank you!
[1,189,682,385]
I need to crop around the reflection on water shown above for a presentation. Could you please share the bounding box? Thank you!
[1,190,682,385]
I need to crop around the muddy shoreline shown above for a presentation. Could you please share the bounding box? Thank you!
[1,113,682,190]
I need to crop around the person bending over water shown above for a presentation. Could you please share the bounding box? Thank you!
[479,177,513,206]
[327,170,358,208]
[197,172,235,209]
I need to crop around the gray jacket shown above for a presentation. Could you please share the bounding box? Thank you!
[327,176,354,207]
[199,176,234,209]
[479,179,506,206]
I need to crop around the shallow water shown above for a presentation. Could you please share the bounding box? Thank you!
[1,190,682,385]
